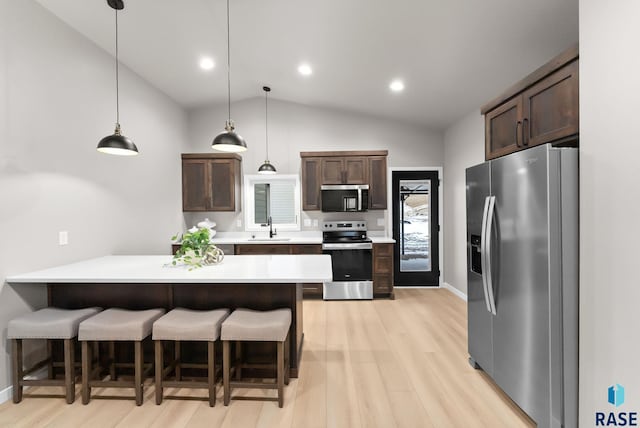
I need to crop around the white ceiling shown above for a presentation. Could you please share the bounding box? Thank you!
[36,0,578,130]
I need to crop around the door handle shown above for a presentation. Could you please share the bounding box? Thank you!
[485,196,497,315]
[480,196,492,313]
[522,118,529,146]
[515,121,521,147]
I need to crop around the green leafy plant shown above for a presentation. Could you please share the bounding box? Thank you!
[171,228,217,270]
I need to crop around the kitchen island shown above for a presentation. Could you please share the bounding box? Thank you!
[7,255,332,377]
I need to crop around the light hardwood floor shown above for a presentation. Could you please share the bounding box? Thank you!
[0,288,534,428]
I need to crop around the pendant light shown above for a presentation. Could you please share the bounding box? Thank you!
[211,0,247,153]
[97,0,139,156]
[258,86,276,174]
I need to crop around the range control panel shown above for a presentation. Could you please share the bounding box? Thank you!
[321,221,367,231]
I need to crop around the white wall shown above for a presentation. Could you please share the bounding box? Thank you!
[186,98,444,231]
[0,0,188,392]
[579,0,640,423]
[442,111,484,295]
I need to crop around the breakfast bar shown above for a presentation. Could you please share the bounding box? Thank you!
[7,254,332,378]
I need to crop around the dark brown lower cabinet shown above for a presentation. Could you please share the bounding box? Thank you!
[373,243,394,298]
[235,244,323,298]
[234,244,291,255]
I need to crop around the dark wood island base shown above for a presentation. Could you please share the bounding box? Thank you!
[48,282,304,378]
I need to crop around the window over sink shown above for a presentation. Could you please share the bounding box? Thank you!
[243,174,301,231]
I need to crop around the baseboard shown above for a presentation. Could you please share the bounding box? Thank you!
[442,282,467,301]
[0,385,11,404]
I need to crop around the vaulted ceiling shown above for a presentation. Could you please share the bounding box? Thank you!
[37,0,578,130]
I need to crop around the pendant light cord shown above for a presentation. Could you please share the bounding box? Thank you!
[226,0,231,123]
[115,8,120,127]
[265,89,269,159]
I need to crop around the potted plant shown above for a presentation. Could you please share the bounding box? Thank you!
[171,228,224,269]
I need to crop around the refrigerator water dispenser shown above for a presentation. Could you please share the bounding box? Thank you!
[470,234,482,274]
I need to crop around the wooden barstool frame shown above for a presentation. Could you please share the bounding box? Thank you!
[222,332,290,408]
[154,340,219,406]
[11,338,76,404]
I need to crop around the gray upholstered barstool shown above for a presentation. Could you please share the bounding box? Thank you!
[221,308,291,408]
[78,308,165,406]
[153,308,229,406]
[8,307,101,404]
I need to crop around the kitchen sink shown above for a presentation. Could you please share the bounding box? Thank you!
[247,237,291,242]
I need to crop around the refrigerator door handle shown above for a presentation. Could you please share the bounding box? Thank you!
[485,196,498,315]
[480,196,492,313]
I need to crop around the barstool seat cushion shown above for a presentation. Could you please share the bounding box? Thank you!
[8,307,102,340]
[79,308,165,341]
[221,308,291,342]
[153,308,230,341]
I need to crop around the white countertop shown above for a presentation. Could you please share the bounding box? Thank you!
[179,231,395,245]
[209,236,323,245]
[369,236,396,244]
[6,255,333,284]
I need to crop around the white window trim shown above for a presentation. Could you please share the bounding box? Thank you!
[243,174,301,232]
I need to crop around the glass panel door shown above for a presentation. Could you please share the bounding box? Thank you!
[392,170,439,286]
[399,179,431,272]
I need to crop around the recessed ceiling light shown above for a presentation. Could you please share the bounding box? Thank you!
[199,57,215,71]
[298,63,313,76]
[389,79,405,92]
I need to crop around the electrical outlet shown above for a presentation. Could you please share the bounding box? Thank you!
[58,231,68,246]
[304,218,311,227]
[377,218,385,227]
[313,219,318,227]
[236,219,242,228]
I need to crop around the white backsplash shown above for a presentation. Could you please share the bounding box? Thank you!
[183,209,388,234]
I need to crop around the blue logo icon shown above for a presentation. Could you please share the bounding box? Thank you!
[609,384,625,407]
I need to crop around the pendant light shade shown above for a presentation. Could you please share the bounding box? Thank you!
[258,160,276,174]
[212,0,246,153]
[97,0,138,156]
[258,86,276,174]
[97,124,138,156]
[212,121,247,152]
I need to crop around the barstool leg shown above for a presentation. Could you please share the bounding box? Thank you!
[108,341,116,380]
[11,339,23,403]
[277,341,284,408]
[46,339,54,380]
[235,341,242,380]
[154,340,163,405]
[134,341,143,406]
[208,341,215,407]
[284,334,290,385]
[63,339,75,404]
[174,340,181,381]
[81,341,91,404]
[223,340,230,406]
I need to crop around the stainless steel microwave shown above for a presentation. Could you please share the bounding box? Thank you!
[320,184,369,212]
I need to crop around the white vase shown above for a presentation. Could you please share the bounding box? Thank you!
[197,218,217,229]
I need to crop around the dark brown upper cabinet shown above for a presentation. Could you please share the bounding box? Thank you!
[482,44,579,160]
[301,157,322,210]
[321,157,368,184]
[181,153,242,212]
[368,156,387,210]
[300,150,387,211]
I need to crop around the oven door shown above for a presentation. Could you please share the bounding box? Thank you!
[322,242,373,299]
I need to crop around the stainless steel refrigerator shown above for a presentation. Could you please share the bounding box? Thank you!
[466,144,578,428]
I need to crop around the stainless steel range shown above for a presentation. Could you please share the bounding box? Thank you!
[321,220,373,300]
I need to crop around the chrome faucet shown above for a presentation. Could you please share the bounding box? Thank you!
[268,216,277,238]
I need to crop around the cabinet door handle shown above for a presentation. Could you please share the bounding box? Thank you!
[515,121,522,147]
[522,118,529,146]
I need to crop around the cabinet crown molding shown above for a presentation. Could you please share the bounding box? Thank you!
[300,150,388,158]
[182,153,242,161]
